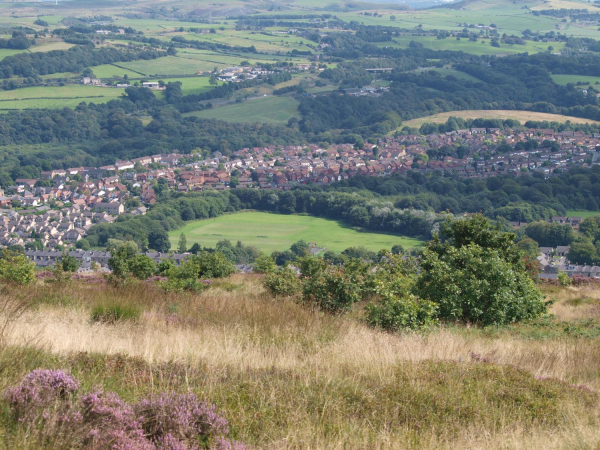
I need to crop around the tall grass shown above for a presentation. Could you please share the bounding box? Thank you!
[0,276,598,448]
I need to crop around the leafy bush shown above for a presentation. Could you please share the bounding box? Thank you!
[91,304,141,324]
[365,256,437,331]
[186,251,236,279]
[301,266,361,314]
[415,215,547,326]
[0,249,35,285]
[252,252,276,274]
[263,266,302,297]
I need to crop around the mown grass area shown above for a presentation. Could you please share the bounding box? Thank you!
[115,55,210,76]
[185,96,299,125]
[400,110,600,130]
[566,210,600,218]
[0,276,598,448]
[0,85,125,110]
[169,211,422,253]
[91,63,143,79]
[551,74,600,87]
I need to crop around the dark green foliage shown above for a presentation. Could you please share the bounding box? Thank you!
[91,304,141,324]
[415,215,547,326]
[263,266,302,297]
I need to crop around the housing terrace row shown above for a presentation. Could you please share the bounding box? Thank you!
[0,126,598,251]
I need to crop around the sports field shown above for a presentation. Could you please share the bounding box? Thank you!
[401,110,600,130]
[186,96,299,124]
[169,211,423,254]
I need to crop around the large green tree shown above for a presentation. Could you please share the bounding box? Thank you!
[415,214,547,326]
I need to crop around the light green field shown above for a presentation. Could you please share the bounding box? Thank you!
[384,36,563,57]
[400,110,600,130]
[186,96,299,124]
[170,211,422,254]
[89,64,142,79]
[551,74,600,87]
[0,85,124,110]
[29,41,74,52]
[566,210,600,219]
[116,56,209,76]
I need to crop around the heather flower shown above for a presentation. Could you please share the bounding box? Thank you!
[136,393,229,443]
[81,389,151,450]
[211,437,252,450]
[154,433,198,450]
[4,369,79,419]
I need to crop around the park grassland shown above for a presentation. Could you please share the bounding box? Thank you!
[169,211,422,253]
[400,110,600,130]
[185,96,300,124]
[0,276,598,448]
[0,85,125,111]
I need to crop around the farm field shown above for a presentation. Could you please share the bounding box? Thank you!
[566,210,600,218]
[401,110,600,129]
[91,64,143,79]
[551,74,600,87]
[169,211,423,254]
[185,96,299,124]
[116,56,210,76]
[0,85,125,110]
[384,36,563,56]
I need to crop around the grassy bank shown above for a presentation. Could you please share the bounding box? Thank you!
[0,276,598,448]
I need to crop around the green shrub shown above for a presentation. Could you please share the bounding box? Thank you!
[91,304,141,324]
[0,249,35,285]
[415,215,547,326]
[301,267,361,314]
[263,266,302,297]
[557,271,572,287]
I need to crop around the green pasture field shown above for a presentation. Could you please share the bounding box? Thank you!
[147,76,218,95]
[0,49,25,60]
[551,74,600,87]
[185,96,299,124]
[399,110,600,131]
[29,41,74,52]
[169,211,423,254]
[90,64,142,79]
[383,36,563,56]
[116,56,209,76]
[566,210,600,219]
[0,85,124,110]
[425,68,480,81]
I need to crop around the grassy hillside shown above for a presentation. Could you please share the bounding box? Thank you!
[0,85,126,110]
[185,97,300,125]
[400,110,600,130]
[0,276,598,448]
[169,211,421,253]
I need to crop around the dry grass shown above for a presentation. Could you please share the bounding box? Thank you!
[0,276,599,449]
[400,110,600,131]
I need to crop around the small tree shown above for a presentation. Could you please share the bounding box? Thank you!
[0,249,35,285]
[177,233,187,254]
[415,215,547,326]
[253,252,277,274]
[128,255,156,280]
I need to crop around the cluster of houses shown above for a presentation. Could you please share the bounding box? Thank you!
[537,246,600,279]
[1,125,600,253]
[25,249,188,272]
